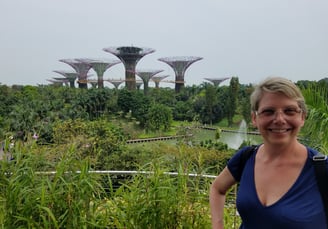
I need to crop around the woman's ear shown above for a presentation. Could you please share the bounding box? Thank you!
[251,111,257,128]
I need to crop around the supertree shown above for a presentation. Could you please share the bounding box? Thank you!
[52,77,69,86]
[151,75,170,88]
[136,80,143,90]
[158,56,202,93]
[135,69,164,95]
[53,70,79,88]
[204,77,230,87]
[47,79,65,87]
[103,46,155,90]
[107,79,125,89]
[59,59,92,89]
[78,58,121,89]
[87,79,98,88]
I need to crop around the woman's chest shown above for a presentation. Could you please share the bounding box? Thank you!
[254,161,303,206]
[236,160,325,228]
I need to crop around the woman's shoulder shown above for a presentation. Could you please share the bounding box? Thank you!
[305,146,328,171]
[306,146,326,158]
[228,146,254,166]
[227,145,259,181]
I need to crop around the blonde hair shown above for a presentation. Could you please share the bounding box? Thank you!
[250,77,307,113]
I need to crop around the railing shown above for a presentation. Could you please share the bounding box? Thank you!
[126,134,192,144]
[200,126,261,135]
[34,170,217,178]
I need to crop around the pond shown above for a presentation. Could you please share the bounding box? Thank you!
[193,128,262,150]
[127,122,263,150]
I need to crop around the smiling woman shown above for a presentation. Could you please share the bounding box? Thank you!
[210,76,328,229]
[250,78,306,147]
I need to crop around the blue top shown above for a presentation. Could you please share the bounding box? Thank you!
[228,146,327,229]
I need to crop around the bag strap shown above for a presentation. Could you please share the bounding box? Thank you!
[312,153,328,226]
[237,145,258,179]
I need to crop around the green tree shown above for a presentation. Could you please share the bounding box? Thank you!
[204,84,218,125]
[240,84,253,126]
[117,89,135,114]
[172,100,195,121]
[130,92,152,127]
[149,88,177,107]
[146,104,173,132]
[226,77,239,127]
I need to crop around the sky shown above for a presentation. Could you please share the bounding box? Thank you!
[0,0,327,88]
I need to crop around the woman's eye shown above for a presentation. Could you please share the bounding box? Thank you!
[260,109,275,116]
[284,109,299,116]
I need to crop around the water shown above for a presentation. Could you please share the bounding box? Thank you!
[221,120,248,149]
[128,122,262,150]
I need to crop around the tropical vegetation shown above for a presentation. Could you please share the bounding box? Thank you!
[0,77,327,228]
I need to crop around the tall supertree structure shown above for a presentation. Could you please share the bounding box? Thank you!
[59,59,92,89]
[103,46,155,90]
[78,58,121,89]
[53,70,78,88]
[158,56,203,93]
[135,69,163,95]
[204,77,230,87]
[108,79,124,89]
[151,75,170,88]
[53,77,69,86]
[47,79,64,87]
[87,79,98,88]
[136,80,143,90]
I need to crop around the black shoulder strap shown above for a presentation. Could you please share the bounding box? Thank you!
[312,153,328,226]
[237,145,257,179]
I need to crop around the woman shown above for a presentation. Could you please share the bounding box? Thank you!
[209,77,327,229]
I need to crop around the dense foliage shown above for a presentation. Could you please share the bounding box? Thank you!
[0,78,327,228]
[0,81,252,142]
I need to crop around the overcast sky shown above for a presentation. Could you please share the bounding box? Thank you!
[0,0,327,88]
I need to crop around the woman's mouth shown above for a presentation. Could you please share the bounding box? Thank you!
[269,128,292,133]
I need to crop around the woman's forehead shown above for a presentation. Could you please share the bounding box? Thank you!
[258,92,298,107]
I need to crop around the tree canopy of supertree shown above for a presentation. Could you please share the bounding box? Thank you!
[151,75,170,88]
[53,77,70,86]
[158,56,202,93]
[78,58,121,89]
[59,59,92,89]
[53,70,79,88]
[47,79,65,87]
[107,79,124,89]
[103,46,155,90]
[135,69,164,95]
[204,77,230,87]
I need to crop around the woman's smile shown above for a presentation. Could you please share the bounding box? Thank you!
[268,128,293,133]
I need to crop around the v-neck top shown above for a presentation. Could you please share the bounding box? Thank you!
[228,146,327,229]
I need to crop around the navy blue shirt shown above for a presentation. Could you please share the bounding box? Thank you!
[228,146,327,229]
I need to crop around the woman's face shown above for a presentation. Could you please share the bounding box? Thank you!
[251,92,305,146]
